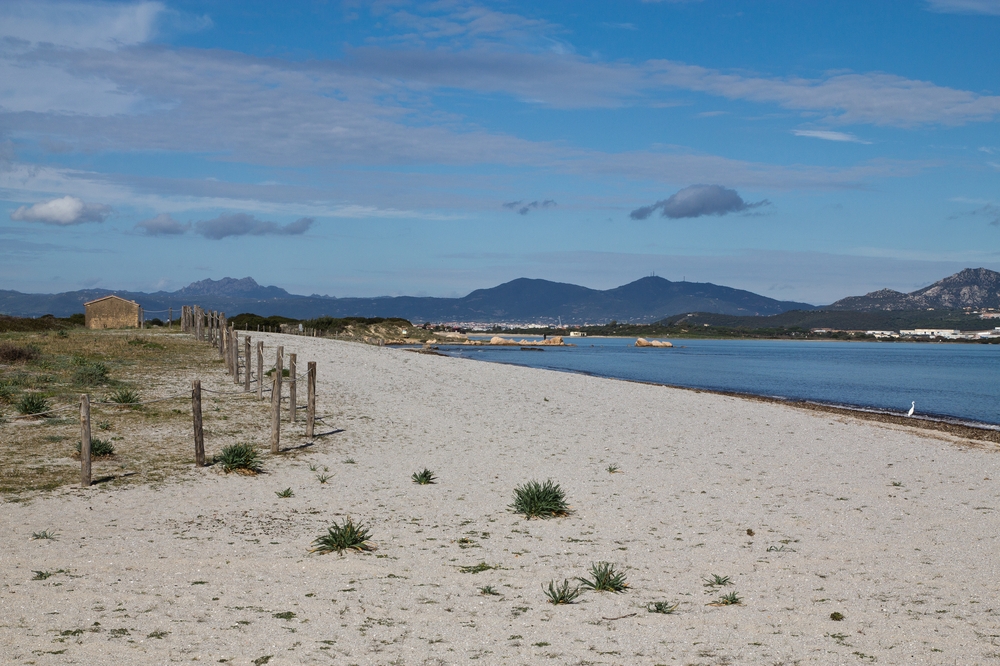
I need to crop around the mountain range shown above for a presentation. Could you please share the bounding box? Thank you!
[1,268,997,323]
[0,276,813,323]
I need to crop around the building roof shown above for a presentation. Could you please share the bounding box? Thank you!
[83,295,141,307]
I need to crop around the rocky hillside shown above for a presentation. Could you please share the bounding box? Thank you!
[827,268,1000,311]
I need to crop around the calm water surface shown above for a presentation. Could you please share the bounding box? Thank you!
[439,338,1000,426]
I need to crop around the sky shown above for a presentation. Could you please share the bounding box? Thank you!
[1,0,999,305]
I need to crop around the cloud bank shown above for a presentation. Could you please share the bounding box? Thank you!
[630,185,769,220]
[926,0,1000,15]
[135,213,190,235]
[10,195,111,225]
[194,213,313,240]
[502,199,557,215]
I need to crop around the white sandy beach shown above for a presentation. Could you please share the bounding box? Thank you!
[4,332,1000,665]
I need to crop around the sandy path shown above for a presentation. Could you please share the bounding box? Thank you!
[3,332,1000,665]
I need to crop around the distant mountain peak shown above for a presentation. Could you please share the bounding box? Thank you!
[828,268,1000,311]
[175,277,290,299]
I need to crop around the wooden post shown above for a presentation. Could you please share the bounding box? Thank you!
[168,307,172,329]
[306,361,316,439]
[232,329,240,383]
[270,346,283,453]
[80,394,91,487]
[256,341,264,400]
[192,380,205,467]
[288,353,297,423]
[244,336,251,392]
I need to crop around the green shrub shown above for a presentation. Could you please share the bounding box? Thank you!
[76,438,115,457]
[647,601,679,614]
[310,517,375,554]
[216,442,262,473]
[578,561,628,593]
[511,479,570,518]
[16,393,50,416]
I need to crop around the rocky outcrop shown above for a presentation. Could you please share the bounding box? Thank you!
[827,268,1000,311]
[635,338,673,348]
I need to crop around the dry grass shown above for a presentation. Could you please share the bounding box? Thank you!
[0,329,273,496]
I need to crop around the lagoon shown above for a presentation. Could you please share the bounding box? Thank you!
[441,337,1000,426]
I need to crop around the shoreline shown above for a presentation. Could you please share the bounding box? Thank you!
[6,332,1000,664]
[433,344,1000,438]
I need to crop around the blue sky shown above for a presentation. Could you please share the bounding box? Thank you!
[1,0,999,305]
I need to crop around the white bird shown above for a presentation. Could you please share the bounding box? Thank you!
[907,401,915,417]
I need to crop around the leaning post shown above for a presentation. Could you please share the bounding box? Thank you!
[257,341,264,400]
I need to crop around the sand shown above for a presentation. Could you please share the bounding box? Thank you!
[3,332,1000,665]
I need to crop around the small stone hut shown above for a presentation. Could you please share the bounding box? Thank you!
[84,295,144,330]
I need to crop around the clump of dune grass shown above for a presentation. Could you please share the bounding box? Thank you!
[578,561,628,593]
[511,479,570,519]
[710,591,742,606]
[16,393,50,416]
[310,517,376,554]
[215,442,262,474]
[543,579,582,604]
[76,437,115,457]
[703,574,732,587]
[275,488,294,498]
[479,585,500,596]
[412,468,436,485]
[31,530,58,540]
[108,387,141,408]
[647,600,679,614]
[830,611,845,621]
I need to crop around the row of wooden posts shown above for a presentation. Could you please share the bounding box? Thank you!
[78,305,319,487]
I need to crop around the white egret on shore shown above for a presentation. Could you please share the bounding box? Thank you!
[907,401,915,417]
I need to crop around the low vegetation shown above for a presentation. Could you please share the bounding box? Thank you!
[310,517,376,554]
[216,442,262,474]
[411,468,436,484]
[76,438,115,457]
[511,479,570,518]
[543,579,582,605]
[578,561,628,593]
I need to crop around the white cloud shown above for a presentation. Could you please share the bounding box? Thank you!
[0,1,164,50]
[135,213,189,235]
[792,130,872,144]
[10,195,111,225]
[926,0,1000,15]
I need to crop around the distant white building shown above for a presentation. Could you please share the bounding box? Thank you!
[900,328,963,338]
[866,330,899,339]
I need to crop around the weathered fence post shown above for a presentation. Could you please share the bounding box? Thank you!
[168,307,172,329]
[306,361,316,439]
[232,329,240,383]
[270,346,283,453]
[244,336,251,392]
[80,394,91,487]
[256,341,264,400]
[192,380,205,467]
[288,353,297,423]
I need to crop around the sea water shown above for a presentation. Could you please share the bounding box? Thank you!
[439,338,1000,426]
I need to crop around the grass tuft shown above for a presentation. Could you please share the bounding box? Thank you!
[108,387,141,408]
[479,585,500,596]
[216,442,262,474]
[316,473,330,483]
[16,392,50,416]
[647,600,679,614]
[76,437,115,457]
[703,574,732,587]
[578,561,628,593]
[310,517,376,554]
[31,529,58,540]
[510,479,570,519]
[412,468,436,485]
[543,579,582,604]
[73,361,110,386]
[710,591,743,606]
[830,611,845,621]
[275,487,294,498]
[606,463,620,474]
[459,562,495,574]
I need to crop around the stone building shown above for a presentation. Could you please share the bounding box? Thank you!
[84,295,144,329]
